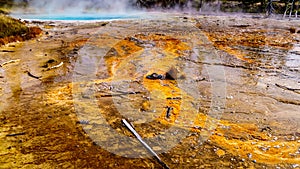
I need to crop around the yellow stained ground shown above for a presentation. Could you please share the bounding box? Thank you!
[0,15,299,168]
[75,32,299,165]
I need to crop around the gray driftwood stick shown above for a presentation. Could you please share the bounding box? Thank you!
[121,119,170,169]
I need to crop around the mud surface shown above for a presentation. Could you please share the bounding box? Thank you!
[0,13,300,168]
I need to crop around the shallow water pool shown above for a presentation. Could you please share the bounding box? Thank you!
[11,13,142,21]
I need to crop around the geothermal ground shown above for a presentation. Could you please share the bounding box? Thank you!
[0,13,299,168]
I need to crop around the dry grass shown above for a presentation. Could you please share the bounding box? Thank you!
[0,14,42,46]
[0,14,28,38]
[0,8,10,14]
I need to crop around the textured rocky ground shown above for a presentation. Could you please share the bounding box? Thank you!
[0,13,299,168]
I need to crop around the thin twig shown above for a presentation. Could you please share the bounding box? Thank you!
[44,62,63,71]
[6,132,26,137]
[0,59,20,67]
[122,119,170,169]
[0,50,15,53]
[27,71,42,79]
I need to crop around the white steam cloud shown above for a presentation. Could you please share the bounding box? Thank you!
[15,0,135,14]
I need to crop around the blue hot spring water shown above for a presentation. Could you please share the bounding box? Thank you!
[11,13,141,21]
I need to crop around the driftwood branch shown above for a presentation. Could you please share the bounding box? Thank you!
[6,132,26,137]
[44,62,63,71]
[122,119,170,169]
[0,59,20,67]
[0,50,15,53]
[27,71,42,79]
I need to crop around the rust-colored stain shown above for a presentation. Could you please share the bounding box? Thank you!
[98,31,299,165]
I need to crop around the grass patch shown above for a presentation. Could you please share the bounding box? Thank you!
[0,7,10,14]
[0,14,29,38]
[0,14,42,46]
[0,0,14,7]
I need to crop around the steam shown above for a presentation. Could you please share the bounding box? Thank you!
[14,0,136,14]
[12,0,225,15]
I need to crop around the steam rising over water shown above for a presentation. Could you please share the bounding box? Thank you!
[12,0,143,21]
[15,0,134,14]
[11,0,222,21]
[11,13,142,21]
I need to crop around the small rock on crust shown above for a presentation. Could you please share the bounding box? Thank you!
[146,73,163,80]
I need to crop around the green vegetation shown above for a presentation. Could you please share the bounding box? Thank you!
[0,0,28,14]
[0,14,29,38]
[0,8,10,14]
[0,0,14,8]
[0,0,12,14]
[0,14,42,46]
[0,1,42,46]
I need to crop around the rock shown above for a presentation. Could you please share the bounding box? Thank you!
[101,22,109,26]
[165,67,179,80]
[195,22,202,29]
[166,106,173,118]
[289,27,296,33]
[78,120,89,125]
[146,73,163,80]
[46,59,56,64]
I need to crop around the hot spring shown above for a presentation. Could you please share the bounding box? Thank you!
[10,13,143,21]
[10,0,142,21]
